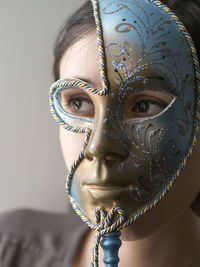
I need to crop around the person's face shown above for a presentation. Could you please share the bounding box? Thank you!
[58,30,200,227]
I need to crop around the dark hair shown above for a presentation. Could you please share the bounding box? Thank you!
[53,0,200,81]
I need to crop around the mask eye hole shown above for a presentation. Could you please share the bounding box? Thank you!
[123,90,174,120]
[58,87,95,118]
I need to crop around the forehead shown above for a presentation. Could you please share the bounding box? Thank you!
[59,33,102,89]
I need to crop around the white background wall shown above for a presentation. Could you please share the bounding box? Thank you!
[0,0,86,213]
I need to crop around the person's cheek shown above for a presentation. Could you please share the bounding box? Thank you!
[59,127,85,169]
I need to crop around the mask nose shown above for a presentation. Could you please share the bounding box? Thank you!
[84,110,129,162]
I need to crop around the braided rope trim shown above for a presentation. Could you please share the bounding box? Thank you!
[49,78,97,133]
[65,129,91,194]
[91,0,109,95]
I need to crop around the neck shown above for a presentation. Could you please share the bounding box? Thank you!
[117,209,200,267]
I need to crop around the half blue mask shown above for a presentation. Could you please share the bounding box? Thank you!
[50,0,200,232]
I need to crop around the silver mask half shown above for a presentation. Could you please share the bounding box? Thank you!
[49,0,200,229]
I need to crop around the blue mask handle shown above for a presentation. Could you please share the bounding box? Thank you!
[100,231,122,267]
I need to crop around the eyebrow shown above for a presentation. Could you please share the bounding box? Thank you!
[74,77,94,85]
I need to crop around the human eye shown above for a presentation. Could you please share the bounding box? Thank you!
[132,98,166,116]
[58,88,95,118]
[123,91,174,120]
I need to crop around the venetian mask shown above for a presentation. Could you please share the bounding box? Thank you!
[49,0,200,229]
